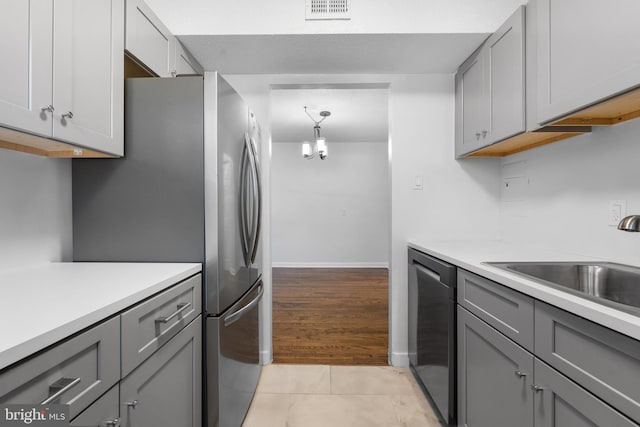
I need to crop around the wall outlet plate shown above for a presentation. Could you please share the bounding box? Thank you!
[608,200,627,226]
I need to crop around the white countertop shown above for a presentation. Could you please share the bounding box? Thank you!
[0,262,201,371]
[408,239,640,341]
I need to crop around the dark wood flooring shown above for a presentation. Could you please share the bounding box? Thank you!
[272,268,389,365]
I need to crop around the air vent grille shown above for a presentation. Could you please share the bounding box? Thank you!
[306,0,351,20]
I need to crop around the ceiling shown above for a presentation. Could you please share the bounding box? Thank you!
[177,33,486,146]
[271,85,389,144]
[179,33,488,74]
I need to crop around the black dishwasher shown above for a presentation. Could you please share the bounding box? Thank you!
[408,248,457,425]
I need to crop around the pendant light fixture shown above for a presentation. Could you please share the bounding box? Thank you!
[302,106,330,160]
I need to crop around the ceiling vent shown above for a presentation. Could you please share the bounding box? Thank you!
[306,0,351,20]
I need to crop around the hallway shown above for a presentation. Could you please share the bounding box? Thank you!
[272,268,389,365]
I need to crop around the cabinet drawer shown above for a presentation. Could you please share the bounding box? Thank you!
[535,301,640,423]
[0,316,120,420]
[457,269,534,351]
[121,273,201,377]
[70,385,120,427]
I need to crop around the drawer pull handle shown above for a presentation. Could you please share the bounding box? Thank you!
[515,370,528,378]
[41,377,81,405]
[126,400,139,409]
[531,384,544,392]
[155,302,191,324]
[105,418,120,426]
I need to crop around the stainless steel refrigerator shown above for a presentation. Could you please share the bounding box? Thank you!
[72,73,263,427]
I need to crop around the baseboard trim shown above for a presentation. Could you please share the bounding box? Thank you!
[260,350,272,365]
[390,351,410,367]
[272,262,389,269]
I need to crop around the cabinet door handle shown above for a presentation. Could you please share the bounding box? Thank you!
[62,111,74,119]
[515,370,528,378]
[475,132,481,140]
[155,302,191,324]
[531,384,544,392]
[41,105,55,112]
[126,400,139,409]
[481,130,488,138]
[40,377,81,405]
[105,418,120,426]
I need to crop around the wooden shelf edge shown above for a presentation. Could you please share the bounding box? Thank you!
[0,126,116,158]
[467,127,592,158]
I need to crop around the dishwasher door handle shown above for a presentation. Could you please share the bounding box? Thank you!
[413,262,442,283]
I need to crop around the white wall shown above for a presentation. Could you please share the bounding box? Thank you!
[148,0,525,36]
[226,73,502,365]
[500,119,640,265]
[271,141,389,267]
[0,150,72,272]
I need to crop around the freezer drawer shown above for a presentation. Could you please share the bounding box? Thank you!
[207,280,262,427]
[121,273,202,377]
[0,316,120,420]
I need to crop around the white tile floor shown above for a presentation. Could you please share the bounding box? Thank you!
[242,365,443,427]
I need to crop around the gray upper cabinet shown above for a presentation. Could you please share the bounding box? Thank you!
[534,360,639,427]
[0,0,124,157]
[455,6,525,157]
[175,40,203,76]
[125,0,204,78]
[0,0,53,137]
[486,6,525,145]
[52,0,124,156]
[536,0,640,124]
[120,316,202,427]
[455,47,488,157]
[458,306,534,427]
[125,0,175,77]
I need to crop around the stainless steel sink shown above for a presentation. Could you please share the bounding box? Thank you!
[486,262,640,314]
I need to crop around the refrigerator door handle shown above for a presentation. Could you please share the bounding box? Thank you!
[223,283,264,327]
[247,137,262,264]
[239,134,251,267]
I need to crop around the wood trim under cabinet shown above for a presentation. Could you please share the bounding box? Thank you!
[550,87,640,126]
[0,126,114,158]
[467,126,592,157]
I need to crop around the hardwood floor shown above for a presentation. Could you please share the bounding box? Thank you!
[272,268,389,365]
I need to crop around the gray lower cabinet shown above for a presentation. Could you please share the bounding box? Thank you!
[458,269,534,352]
[119,315,202,427]
[458,306,534,427]
[534,360,638,427]
[0,316,120,420]
[70,385,120,427]
[535,302,640,423]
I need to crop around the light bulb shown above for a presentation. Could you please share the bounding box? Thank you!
[316,137,327,154]
[302,142,313,159]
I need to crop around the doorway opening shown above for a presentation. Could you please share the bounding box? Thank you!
[269,83,391,365]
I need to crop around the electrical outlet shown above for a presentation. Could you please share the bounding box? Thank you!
[413,175,423,190]
[608,200,627,226]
